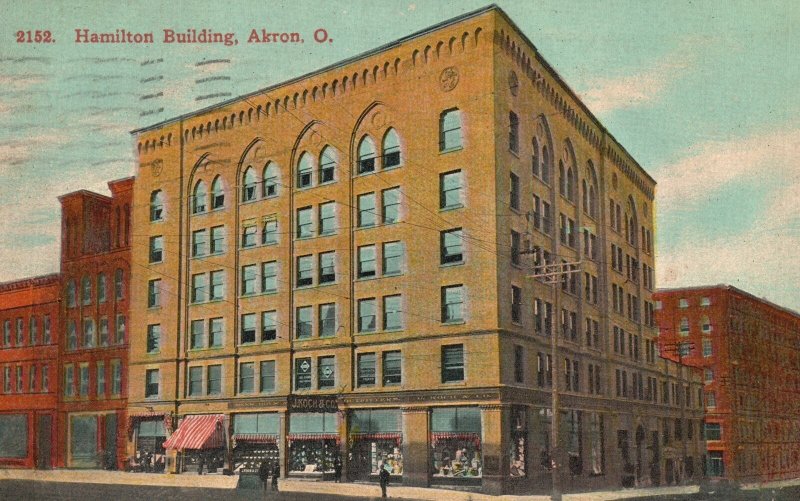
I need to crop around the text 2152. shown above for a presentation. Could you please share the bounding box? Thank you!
[16,30,54,43]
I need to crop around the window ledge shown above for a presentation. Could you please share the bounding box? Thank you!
[440,261,464,268]
[355,275,379,282]
[439,146,463,155]
[440,204,464,213]
[442,320,466,326]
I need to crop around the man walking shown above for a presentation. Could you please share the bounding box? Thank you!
[271,463,280,491]
[258,461,269,493]
[379,461,390,498]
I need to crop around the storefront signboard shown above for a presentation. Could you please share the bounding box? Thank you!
[288,395,338,413]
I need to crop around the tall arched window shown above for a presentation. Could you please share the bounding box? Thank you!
[115,268,124,300]
[263,162,279,197]
[97,273,107,304]
[382,128,401,168]
[66,280,77,308]
[582,180,589,214]
[541,145,550,183]
[297,153,313,188]
[81,275,91,305]
[150,190,164,222]
[357,136,376,174]
[566,167,575,202]
[319,147,336,183]
[559,161,567,197]
[193,180,207,214]
[242,167,257,202]
[626,198,638,246]
[587,162,598,218]
[211,176,225,209]
[439,108,462,151]
[531,137,540,178]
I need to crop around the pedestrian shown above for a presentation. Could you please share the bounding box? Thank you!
[333,456,342,483]
[258,460,269,492]
[271,463,280,491]
[379,461,390,498]
[197,454,205,475]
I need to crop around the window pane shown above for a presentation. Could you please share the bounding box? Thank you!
[357,353,376,386]
[383,351,402,386]
[383,295,402,330]
[260,361,276,393]
[442,345,465,382]
[440,171,463,209]
[294,358,312,390]
[358,246,376,278]
[319,303,336,338]
[358,299,376,333]
[261,311,277,342]
[296,306,312,339]
[382,241,403,275]
[382,187,400,223]
[358,193,376,227]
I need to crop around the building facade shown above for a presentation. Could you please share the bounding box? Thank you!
[655,286,800,483]
[57,178,133,469]
[128,6,702,494]
[0,274,60,469]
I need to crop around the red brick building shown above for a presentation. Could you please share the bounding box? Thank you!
[655,285,800,483]
[57,177,133,469]
[0,273,60,469]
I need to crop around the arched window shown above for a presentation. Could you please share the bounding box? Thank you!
[439,108,462,151]
[382,128,401,168]
[626,198,638,246]
[150,190,164,222]
[242,167,257,202]
[81,275,91,305]
[97,273,107,304]
[566,167,575,202]
[319,147,336,183]
[559,161,567,197]
[582,180,589,214]
[587,163,598,218]
[531,137,540,178]
[211,176,224,209]
[66,280,77,308]
[263,162,279,197]
[297,153,313,188]
[115,268,124,300]
[357,136,376,174]
[193,180,207,214]
[67,320,77,351]
[541,145,550,182]
[701,316,712,333]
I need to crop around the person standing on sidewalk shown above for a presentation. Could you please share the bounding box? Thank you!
[379,461,390,498]
[258,461,269,493]
[271,463,280,491]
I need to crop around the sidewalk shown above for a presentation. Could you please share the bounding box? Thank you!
[0,468,238,489]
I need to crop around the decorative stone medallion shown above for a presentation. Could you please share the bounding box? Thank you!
[439,66,459,92]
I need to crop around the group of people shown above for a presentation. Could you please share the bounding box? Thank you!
[256,459,391,498]
[127,450,165,472]
[257,462,281,492]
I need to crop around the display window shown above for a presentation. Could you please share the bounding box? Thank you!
[232,413,280,474]
[349,409,402,479]
[509,406,527,477]
[431,407,482,479]
[288,412,339,474]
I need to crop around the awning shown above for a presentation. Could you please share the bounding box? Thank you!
[350,432,402,445]
[164,414,225,451]
[287,433,340,444]
[232,433,278,446]
[431,432,481,447]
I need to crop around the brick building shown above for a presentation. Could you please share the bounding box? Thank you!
[128,6,702,494]
[655,285,800,483]
[0,274,60,469]
[57,177,133,469]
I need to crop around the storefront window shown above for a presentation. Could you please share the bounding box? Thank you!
[288,412,339,474]
[562,410,582,475]
[509,407,527,477]
[233,413,280,474]
[349,409,403,479]
[70,415,98,466]
[589,412,605,475]
[431,407,482,479]
[0,414,27,458]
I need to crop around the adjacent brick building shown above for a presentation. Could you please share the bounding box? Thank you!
[128,5,702,494]
[655,285,800,483]
[0,274,60,469]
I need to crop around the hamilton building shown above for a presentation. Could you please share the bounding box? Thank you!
[127,5,703,494]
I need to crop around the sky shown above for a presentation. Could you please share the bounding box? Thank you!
[1,0,798,309]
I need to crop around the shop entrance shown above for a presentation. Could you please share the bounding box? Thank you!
[36,414,51,469]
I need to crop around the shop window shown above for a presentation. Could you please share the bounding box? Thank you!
[288,412,339,474]
[431,407,481,479]
[70,415,98,465]
[707,451,724,477]
[349,409,403,478]
[509,407,527,477]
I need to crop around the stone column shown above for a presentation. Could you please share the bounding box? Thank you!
[279,409,288,478]
[401,406,429,487]
[481,404,510,495]
[338,407,349,481]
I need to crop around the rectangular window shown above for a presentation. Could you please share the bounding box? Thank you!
[115,270,124,300]
[440,108,462,151]
[190,319,204,349]
[210,225,225,254]
[511,285,522,324]
[261,261,278,292]
[242,224,257,248]
[317,356,335,389]
[441,228,463,264]
[511,230,521,265]
[42,365,49,392]
[78,364,89,396]
[319,202,336,235]
[440,170,463,209]
[542,201,552,234]
[383,295,403,331]
[29,365,36,393]
[442,344,465,383]
[29,316,38,345]
[705,422,722,441]
[148,279,161,307]
[115,314,126,344]
[509,111,519,152]
[111,360,121,395]
[209,317,223,347]
[260,360,276,393]
[294,357,312,390]
[64,365,74,397]
[514,345,524,383]
[383,351,402,386]
[510,172,520,210]
[706,391,716,408]
[382,241,403,275]
[319,251,336,284]
[191,273,207,303]
[241,264,257,295]
[261,311,277,342]
[358,298,377,333]
[296,206,313,238]
[703,339,713,357]
[239,362,255,394]
[382,187,400,224]
[146,324,161,353]
[98,317,109,346]
[319,303,336,338]
[188,366,202,396]
[207,365,222,395]
[191,230,207,257]
[358,193,376,227]
[357,245,376,279]
[296,255,313,287]
[210,270,224,300]
[241,313,256,344]
[296,306,312,339]
[262,218,278,245]
[357,353,376,387]
[149,235,163,263]
[441,285,464,323]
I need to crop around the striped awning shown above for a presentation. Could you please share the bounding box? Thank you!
[431,432,481,447]
[163,414,225,451]
[287,433,339,444]
[350,432,402,444]
[232,433,278,444]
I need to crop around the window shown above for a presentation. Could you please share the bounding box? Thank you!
[190,319,204,350]
[511,230,521,265]
[193,181,207,214]
[679,317,689,335]
[382,241,403,276]
[63,365,75,397]
[242,167,257,201]
[511,285,522,324]
[382,187,401,224]
[358,298,377,333]
[317,356,335,389]
[191,273,206,303]
[296,255,313,287]
[98,317,109,346]
[66,321,77,351]
[442,345,465,383]
[146,324,161,353]
[239,362,255,394]
[297,206,313,238]
[294,357,312,390]
[707,451,724,477]
[510,172,520,210]
[357,353,376,387]
[242,224,257,248]
[81,276,92,305]
[441,285,464,323]
[319,202,336,235]
[514,345,524,383]
[261,261,278,292]
[263,162,279,197]
[262,218,278,245]
[42,365,49,393]
[241,313,256,344]
[3,366,11,394]
[29,365,37,393]
[150,190,164,221]
[357,245,376,279]
[383,351,402,385]
[115,315,126,344]
[706,391,716,408]
[14,365,23,393]
[207,365,222,395]
[296,306,312,339]
[701,316,711,333]
[703,339,713,357]
[319,303,336,338]
[43,315,51,344]
[29,316,38,346]
[318,252,336,284]
[679,298,689,308]
[441,228,463,264]
[209,270,224,300]
[701,297,711,307]
[705,422,722,441]
[358,136,377,174]
[440,170,463,209]
[209,318,223,347]
[260,360,276,393]
[439,109,462,151]
[97,274,107,304]
[111,360,121,395]
[509,111,519,152]
[704,368,714,383]
[358,193,376,227]
[383,295,402,331]
[261,311,277,342]
[241,264,257,295]
[192,229,207,257]
[188,366,202,396]
[382,128,401,168]
[115,269,124,300]
[145,369,159,398]
[13,318,22,346]
[2,320,9,347]
[319,146,336,183]
[211,176,224,209]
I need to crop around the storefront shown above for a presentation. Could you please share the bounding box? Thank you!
[232,412,280,474]
[163,414,226,474]
[509,407,528,478]
[430,406,482,483]
[288,412,339,476]
[127,413,171,472]
[348,408,403,480]
[0,413,29,466]
[69,414,99,468]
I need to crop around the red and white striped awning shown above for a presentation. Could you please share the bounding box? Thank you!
[163,414,225,451]
[232,433,278,444]
[350,432,402,444]
[287,433,339,444]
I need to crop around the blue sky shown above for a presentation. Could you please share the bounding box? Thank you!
[1,0,798,309]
